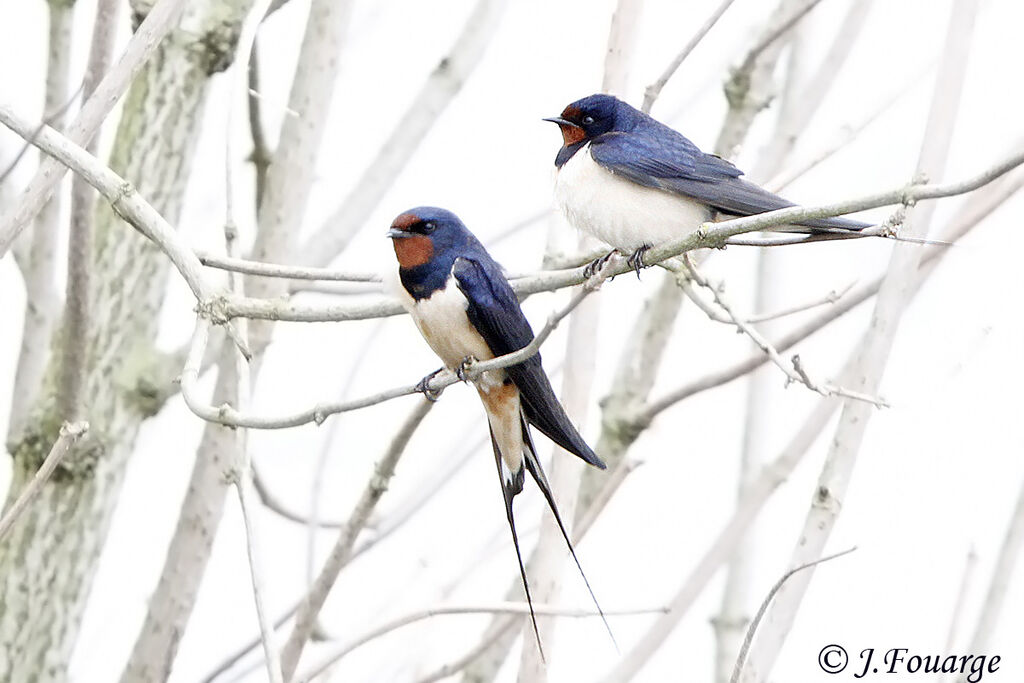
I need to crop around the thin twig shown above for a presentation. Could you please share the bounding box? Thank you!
[247,45,272,213]
[199,600,303,683]
[0,421,89,540]
[296,602,668,683]
[252,464,344,528]
[958,478,1024,674]
[0,81,83,187]
[0,0,189,256]
[307,320,388,584]
[3,99,1021,329]
[677,256,887,406]
[599,393,844,683]
[943,546,977,653]
[198,251,381,282]
[736,0,825,74]
[296,0,510,267]
[740,1,980,677]
[641,0,739,113]
[223,157,284,683]
[729,547,857,683]
[179,259,616,430]
[234,478,285,683]
[637,162,1024,425]
[279,399,434,680]
[412,620,515,683]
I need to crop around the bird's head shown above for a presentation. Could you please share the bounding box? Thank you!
[544,93,623,147]
[387,206,475,271]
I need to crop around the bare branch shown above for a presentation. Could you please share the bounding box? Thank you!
[0,0,189,256]
[199,601,302,683]
[944,546,977,652]
[0,82,83,188]
[279,398,434,680]
[250,465,344,528]
[638,162,1024,424]
[764,59,934,194]
[4,98,1021,330]
[297,0,510,266]
[736,0,825,75]
[675,256,887,406]
[741,1,980,677]
[61,0,121,421]
[0,421,89,540]
[959,478,1024,669]
[641,0,739,113]
[234,477,285,683]
[247,45,272,212]
[598,393,844,683]
[413,621,514,683]
[0,103,221,303]
[297,602,668,683]
[198,251,381,282]
[729,547,857,683]
[180,260,614,429]
[8,0,76,438]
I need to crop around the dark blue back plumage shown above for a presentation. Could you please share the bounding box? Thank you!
[554,94,869,233]
[453,257,605,470]
[388,207,612,655]
[393,207,605,468]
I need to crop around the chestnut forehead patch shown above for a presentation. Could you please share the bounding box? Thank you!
[393,234,434,269]
[391,212,421,231]
[561,105,583,121]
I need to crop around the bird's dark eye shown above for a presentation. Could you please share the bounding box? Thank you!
[582,115,595,125]
[421,221,436,234]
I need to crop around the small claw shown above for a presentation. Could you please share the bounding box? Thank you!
[627,245,651,278]
[456,356,476,382]
[415,367,445,401]
[584,250,617,279]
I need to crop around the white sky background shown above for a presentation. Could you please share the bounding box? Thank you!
[1,0,1023,681]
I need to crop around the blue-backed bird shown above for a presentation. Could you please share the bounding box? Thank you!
[385,206,611,656]
[545,93,871,271]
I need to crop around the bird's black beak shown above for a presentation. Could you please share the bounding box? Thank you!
[543,116,575,126]
[387,228,413,239]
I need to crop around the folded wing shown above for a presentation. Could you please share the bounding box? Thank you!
[590,128,870,233]
[453,256,605,470]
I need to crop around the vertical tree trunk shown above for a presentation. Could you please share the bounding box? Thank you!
[0,3,252,680]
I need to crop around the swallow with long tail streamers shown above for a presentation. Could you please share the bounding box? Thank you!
[385,206,612,658]
[545,93,871,272]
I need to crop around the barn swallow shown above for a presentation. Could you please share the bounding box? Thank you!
[545,93,871,271]
[385,206,611,656]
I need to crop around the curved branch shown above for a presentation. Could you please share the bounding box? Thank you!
[296,602,668,683]
[0,0,188,256]
[4,99,1021,330]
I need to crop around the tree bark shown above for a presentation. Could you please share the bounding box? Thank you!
[0,2,253,680]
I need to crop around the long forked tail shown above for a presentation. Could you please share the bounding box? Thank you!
[488,425,545,662]
[521,414,618,651]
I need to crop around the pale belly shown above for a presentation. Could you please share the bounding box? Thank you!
[386,269,523,472]
[386,270,505,393]
[553,145,713,252]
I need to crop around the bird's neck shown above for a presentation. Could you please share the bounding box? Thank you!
[555,140,588,168]
[399,258,455,301]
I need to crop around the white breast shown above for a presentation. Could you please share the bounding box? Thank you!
[553,144,713,252]
[386,269,505,393]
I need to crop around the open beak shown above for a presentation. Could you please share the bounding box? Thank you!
[387,228,413,239]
